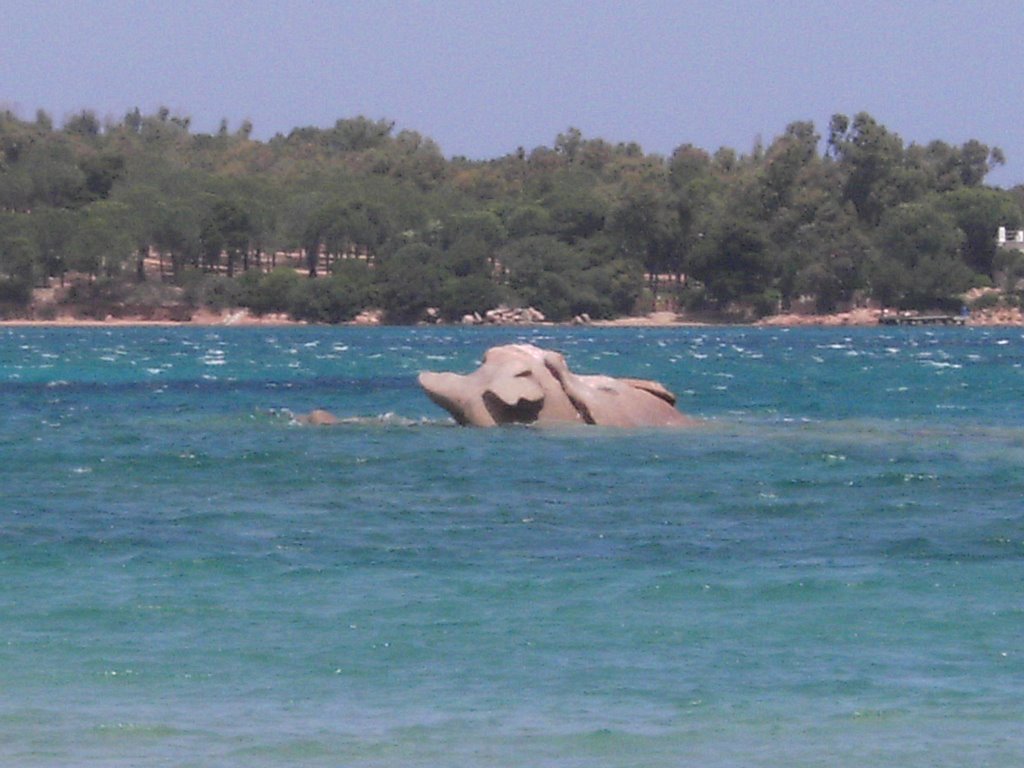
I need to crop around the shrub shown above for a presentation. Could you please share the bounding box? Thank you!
[751,288,782,318]
[438,274,503,320]
[968,291,1001,311]
[246,268,301,315]
[290,261,378,323]
[193,274,246,311]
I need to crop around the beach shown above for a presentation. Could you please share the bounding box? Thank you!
[3,304,1023,328]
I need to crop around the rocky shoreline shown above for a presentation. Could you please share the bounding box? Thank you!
[1,306,1022,328]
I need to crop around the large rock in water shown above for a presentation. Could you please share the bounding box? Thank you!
[418,343,696,427]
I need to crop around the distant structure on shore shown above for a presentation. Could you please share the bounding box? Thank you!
[996,227,1024,252]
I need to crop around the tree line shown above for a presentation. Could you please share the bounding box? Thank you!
[1,106,1022,322]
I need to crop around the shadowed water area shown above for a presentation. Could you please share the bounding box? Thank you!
[1,325,1023,767]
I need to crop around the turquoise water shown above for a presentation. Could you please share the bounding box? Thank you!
[2,325,1023,767]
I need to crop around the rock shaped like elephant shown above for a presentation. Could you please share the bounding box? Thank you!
[418,343,695,427]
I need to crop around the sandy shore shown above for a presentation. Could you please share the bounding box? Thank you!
[755,307,1024,327]
[2,307,1022,328]
[0,309,304,328]
[580,307,1024,327]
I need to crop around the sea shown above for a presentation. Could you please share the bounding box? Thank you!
[1,324,1022,767]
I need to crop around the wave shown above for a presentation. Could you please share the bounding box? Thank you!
[267,408,454,428]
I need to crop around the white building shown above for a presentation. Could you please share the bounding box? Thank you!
[996,226,1024,251]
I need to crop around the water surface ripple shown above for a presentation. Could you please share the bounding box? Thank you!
[2,326,1023,767]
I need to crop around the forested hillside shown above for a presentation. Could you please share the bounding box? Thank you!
[1,107,1022,322]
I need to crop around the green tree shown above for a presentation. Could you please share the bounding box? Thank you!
[442,234,491,278]
[504,204,552,239]
[871,200,971,308]
[993,247,1024,293]
[689,217,777,310]
[580,245,644,317]
[540,169,607,243]
[938,187,1022,276]
[31,207,77,284]
[155,199,202,277]
[954,139,1004,186]
[63,110,101,137]
[439,210,506,251]
[607,180,677,288]
[757,121,820,216]
[496,235,620,320]
[829,112,910,226]
[200,197,253,277]
[79,152,126,202]
[69,201,134,279]
[116,184,164,280]
[376,242,446,322]
[785,205,874,312]
[0,233,38,305]
[301,198,391,276]
[0,124,86,209]
[327,117,395,152]
[667,143,725,290]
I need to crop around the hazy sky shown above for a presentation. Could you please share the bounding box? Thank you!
[4,0,1023,185]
